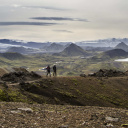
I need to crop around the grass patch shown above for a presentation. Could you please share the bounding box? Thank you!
[0,89,27,102]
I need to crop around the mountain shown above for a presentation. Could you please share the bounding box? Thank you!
[7,47,29,54]
[25,42,51,48]
[45,43,65,52]
[7,46,40,54]
[55,43,89,56]
[115,42,128,52]
[91,49,128,61]
[0,52,26,60]
[82,46,112,52]
[104,49,128,58]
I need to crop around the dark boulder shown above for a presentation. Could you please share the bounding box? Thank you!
[89,69,125,77]
[1,68,41,83]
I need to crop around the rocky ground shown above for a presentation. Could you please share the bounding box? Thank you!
[88,69,128,77]
[0,68,128,128]
[0,102,128,128]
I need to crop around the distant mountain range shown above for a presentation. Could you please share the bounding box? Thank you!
[1,38,128,57]
[0,39,51,49]
[75,38,128,47]
[1,38,128,49]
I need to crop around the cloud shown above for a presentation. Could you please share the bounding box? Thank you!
[0,43,22,48]
[30,17,89,22]
[11,4,21,8]
[0,22,58,26]
[15,5,67,11]
[54,30,73,33]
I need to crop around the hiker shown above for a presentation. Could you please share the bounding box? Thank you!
[46,65,51,77]
[53,64,57,76]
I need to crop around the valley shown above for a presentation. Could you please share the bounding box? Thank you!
[1,39,128,76]
[1,53,128,77]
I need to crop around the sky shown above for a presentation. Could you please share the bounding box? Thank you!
[0,0,128,42]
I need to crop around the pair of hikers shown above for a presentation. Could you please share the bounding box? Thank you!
[46,65,57,77]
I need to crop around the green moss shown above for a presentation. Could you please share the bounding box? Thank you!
[8,91,21,102]
[75,89,82,95]
[0,89,7,101]
[121,124,128,127]
[0,89,27,102]
[71,78,78,86]
[54,97,60,102]
[95,94,128,106]
[63,92,77,98]
[96,94,110,101]
[57,89,77,98]
[100,84,106,88]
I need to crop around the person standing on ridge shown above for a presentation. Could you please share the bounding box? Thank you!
[46,65,51,77]
[53,64,57,76]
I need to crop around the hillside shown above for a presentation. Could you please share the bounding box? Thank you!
[83,46,112,52]
[115,42,128,52]
[90,49,128,62]
[7,46,39,54]
[0,70,128,127]
[104,49,128,58]
[55,43,89,56]
[7,47,29,54]
[0,73,128,108]
[0,52,26,60]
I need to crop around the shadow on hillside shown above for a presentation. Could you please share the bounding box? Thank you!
[19,80,84,106]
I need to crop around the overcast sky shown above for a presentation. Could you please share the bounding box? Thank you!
[0,0,128,42]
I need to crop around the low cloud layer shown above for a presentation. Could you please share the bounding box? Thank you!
[30,17,88,22]
[0,22,58,26]
[0,43,21,49]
